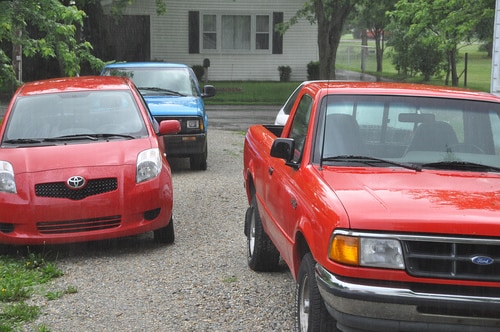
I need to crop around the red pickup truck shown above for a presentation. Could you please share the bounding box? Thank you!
[243,81,500,331]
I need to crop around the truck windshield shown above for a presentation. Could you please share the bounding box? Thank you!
[103,67,198,97]
[315,95,500,172]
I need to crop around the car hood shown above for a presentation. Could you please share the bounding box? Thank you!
[321,167,500,236]
[2,139,152,174]
[144,95,203,117]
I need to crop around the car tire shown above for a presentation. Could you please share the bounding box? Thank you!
[296,253,337,332]
[153,217,175,244]
[246,196,280,271]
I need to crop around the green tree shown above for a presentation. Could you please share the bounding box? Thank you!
[281,0,355,79]
[388,0,491,86]
[0,0,103,84]
[354,0,397,72]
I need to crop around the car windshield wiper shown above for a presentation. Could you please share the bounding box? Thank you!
[3,138,43,144]
[45,133,135,142]
[138,87,186,96]
[322,155,422,171]
[44,134,98,142]
[420,161,500,173]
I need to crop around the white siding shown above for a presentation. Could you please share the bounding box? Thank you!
[110,0,318,81]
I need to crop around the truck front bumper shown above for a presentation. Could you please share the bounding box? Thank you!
[163,133,206,158]
[315,264,500,332]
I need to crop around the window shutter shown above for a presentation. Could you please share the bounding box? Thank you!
[189,11,200,54]
[272,12,283,54]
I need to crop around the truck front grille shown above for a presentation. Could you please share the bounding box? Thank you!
[403,239,500,282]
[154,116,203,134]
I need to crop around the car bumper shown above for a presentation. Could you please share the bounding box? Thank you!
[163,133,206,157]
[315,264,500,332]
[0,175,173,246]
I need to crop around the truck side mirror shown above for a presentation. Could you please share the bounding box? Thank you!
[202,85,216,98]
[271,138,295,162]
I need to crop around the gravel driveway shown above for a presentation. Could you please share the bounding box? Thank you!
[22,128,295,332]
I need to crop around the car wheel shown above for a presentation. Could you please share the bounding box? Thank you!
[153,217,175,244]
[245,196,280,271]
[296,253,337,332]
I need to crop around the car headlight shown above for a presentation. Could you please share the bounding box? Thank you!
[329,234,404,270]
[136,148,162,183]
[0,161,16,194]
[186,119,200,129]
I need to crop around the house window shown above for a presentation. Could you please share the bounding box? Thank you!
[222,15,251,50]
[203,15,217,49]
[190,11,282,54]
[256,15,270,50]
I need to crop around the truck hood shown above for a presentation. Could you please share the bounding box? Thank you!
[144,95,203,117]
[322,167,500,236]
[2,139,152,174]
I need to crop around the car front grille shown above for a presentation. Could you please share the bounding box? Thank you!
[154,116,203,134]
[37,215,121,234]
[35,178,117,200]
[403,238,500,282]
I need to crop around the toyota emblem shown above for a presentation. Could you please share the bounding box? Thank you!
[66,176,86,189]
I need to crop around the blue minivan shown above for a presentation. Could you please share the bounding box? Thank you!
[102,62,215,170]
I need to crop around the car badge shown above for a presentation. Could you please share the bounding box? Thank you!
[66,176,86,190]
[471,256,494,265]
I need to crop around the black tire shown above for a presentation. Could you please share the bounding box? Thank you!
[296,253,337,332]
[190,142,208,171]
[153,217,175,244]
[245,196,280,271]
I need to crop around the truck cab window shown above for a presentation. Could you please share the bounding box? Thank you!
[289,94,313,163]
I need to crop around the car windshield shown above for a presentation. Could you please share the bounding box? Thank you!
[103,67,198,97]
[2,90,148,145]
[315,94,500,171]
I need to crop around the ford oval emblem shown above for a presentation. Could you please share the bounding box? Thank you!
[471,256,494,265]
[66,176,86,190]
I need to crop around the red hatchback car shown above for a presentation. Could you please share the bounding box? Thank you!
[0,76,181,245]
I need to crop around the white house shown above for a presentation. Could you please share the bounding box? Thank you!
[101,0,319,81]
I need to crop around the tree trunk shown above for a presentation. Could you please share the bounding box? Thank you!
[375,30,384,72]
[450,49,459,86]
[314,0,354,80]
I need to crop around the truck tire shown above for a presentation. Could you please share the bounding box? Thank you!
[246,196,280,271]
[297,253,337,332]
[153,217,175,244]
[190,142,208,171]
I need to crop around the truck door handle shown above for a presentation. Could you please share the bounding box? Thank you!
[268,167,274,176]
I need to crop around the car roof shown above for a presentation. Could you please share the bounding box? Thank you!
[17,76,133,96]
[303,81,500,103]
[103,62,189,69]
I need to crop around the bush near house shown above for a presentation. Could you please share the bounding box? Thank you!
[278,65,292,82]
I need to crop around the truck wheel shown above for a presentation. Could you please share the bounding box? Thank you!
[153,217,175,244]
[246,197,280,271]
[297,253,337,332]
[190,151,207,171]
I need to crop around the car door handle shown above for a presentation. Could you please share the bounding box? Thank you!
[290,197,297,209]
[268,167,274,176]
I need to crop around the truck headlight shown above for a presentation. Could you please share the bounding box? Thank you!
[0,161,16,194]
[186,119,200,129]
[136,148,161,183]
[330,234,404,270]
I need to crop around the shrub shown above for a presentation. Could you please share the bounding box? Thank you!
[307,61,320,80]
[191,65,205,81]
[278,65,292,82]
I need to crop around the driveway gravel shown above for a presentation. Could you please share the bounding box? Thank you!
[21,128,295,332]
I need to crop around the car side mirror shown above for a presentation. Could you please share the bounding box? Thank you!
[158,120,181,135]
[202,85,216,98]
[271,138,295,162]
